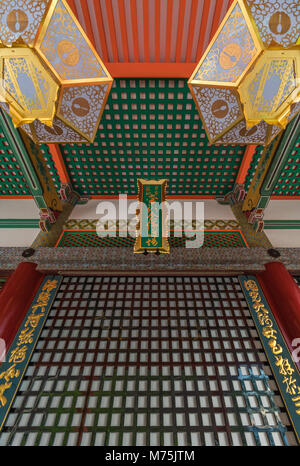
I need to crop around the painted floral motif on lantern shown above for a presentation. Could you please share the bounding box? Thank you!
[0,0,47,46]
[216,119,269,145]
[246,0,300,47]
[39,0,106,81]
[23,117,86,144]
[193,87,242,141]
[58,84,108,140]
[195,3,257,83]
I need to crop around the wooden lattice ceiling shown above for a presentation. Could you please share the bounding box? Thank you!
[67,0,234,66]
[0,0,299,199]
[60,78,245,196]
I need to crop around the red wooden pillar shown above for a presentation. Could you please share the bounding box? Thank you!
[0,262,45,353]
[257,262,300,371]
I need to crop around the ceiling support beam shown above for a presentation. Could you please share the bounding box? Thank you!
[0,109,62,231]
[236,145,257,185]
[48,144,70,185]
[105,62,196,78]
[47,143,89,206]
[215,144,257,206]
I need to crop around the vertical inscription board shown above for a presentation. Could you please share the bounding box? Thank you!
[134,179,169,254]
[239,275,300,443]
[0,275,62,431]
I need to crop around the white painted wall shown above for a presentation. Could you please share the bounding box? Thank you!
[0,229,39,247]
[264,200,300,220]
[0,200,39,246]
[265,230,300,248]
[71,199,236,220]
[0,200,39,219]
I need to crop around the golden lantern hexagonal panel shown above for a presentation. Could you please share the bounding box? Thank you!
[0,0,113,143]
[0,47,59,128]
[188,0,300,146]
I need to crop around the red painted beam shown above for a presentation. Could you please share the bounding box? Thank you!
[105,62,196,77]
[165,0,173,62]
[175,0,186,62]
[270,196,300,200]
[155,0,161,62]
[236,144,257,185]
[0,263,45,352]
[185,0,199,62]
[105,0,119,62]
[48,143,70,184]
[195,0,211,62]
[257,262,300,372]
[130,0,139,62]
[93,0,109,62]
[118,0,129,62]
[143,0,150,63]
[0,195,33,199]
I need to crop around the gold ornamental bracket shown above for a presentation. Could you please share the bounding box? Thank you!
[134,179,170,254]
[0,0,113,144]
[188,0,300,146]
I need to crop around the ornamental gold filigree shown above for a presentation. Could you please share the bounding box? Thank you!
[0,0,113,143]
[188,0,300,145]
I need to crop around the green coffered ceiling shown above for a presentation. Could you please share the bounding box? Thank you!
[60,79,245,196]
[0,78,300,198]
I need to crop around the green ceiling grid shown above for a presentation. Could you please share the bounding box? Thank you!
[0,78,298,199]
[59,79,245,196]
[0,122,31,195]
[272,135,300,196]
[0,116,60,195]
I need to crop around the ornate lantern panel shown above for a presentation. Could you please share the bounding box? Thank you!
[188,0,300,145]
[239,49,300,129]
[0,47,58,127]
[0,0,113,143]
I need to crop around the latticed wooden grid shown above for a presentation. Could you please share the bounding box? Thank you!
[64,219,241,231]
[0,275,297,446]
[55,230,248,248]
[60,79,245,196]
[272,138,300,196]
[0,126,31,195]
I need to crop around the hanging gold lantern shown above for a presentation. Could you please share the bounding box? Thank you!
[188,0,300,146]
[0,0,113,143]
